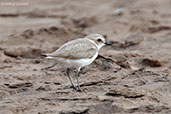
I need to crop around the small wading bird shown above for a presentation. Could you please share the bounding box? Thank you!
[43,33,111,92]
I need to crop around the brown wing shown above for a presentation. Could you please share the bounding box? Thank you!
[46,38,97,59]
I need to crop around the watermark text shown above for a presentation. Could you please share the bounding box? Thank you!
[1,1,29,6]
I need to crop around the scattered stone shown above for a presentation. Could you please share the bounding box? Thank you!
[59,108,89,114]
[4,47,42,58]
[150,20,160,25]
[49,26,59,31]
[113,55,131,69]
[116,61,131,69]
[39,28,49,33]
[72,17,98,29]
[0,91,7,99]
[3,58,12,63]
[121,33,144,48]
[154,76,169,82]
[113,8,125,16]
[137,105,170,113]
[53,82,61,85]
[0,13,19,17]
[89,102,122,114]
[0,66,12,69]
[4,47,28,58]
[35,85,51,91]
[7,82,33,89]
[95,58,112,70]
[22,29,34,38]
[142,58,162,67]
[32,59,42,64]
[106,88,144,98]
[136,80,146,86]
[145,26,171,33]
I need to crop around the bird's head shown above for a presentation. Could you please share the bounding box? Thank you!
[85,33,111,50]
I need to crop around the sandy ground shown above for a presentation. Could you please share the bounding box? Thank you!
[0,0,171,113]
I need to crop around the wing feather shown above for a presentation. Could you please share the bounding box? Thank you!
[46,39,97,59]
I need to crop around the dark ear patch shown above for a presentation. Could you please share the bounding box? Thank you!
[103,35,107,38]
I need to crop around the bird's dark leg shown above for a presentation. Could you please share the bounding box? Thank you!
[66,68,77,90]
[76,67,82,92]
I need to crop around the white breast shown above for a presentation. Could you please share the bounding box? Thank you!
[65,51,98,68]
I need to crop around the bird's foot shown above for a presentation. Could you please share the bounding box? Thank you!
[76,87,82,92]
[71,85,77,90]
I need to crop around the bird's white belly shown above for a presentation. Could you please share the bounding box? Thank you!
[57,52,98,68]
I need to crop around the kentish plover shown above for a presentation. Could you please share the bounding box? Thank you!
[43,33,111,91]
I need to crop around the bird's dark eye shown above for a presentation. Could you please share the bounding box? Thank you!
[97,39,102,42]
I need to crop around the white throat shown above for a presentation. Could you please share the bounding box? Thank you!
[97,43,105,50]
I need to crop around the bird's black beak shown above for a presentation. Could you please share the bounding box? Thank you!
[104,42,112,46]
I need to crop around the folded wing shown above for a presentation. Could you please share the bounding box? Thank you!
[46,39,97,60]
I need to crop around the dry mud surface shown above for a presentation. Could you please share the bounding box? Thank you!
[0,0,171,114]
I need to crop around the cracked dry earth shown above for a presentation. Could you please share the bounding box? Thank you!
[0,0,171,114]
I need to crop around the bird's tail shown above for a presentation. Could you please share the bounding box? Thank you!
[41,53,53,59]
[41,53,47,57]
